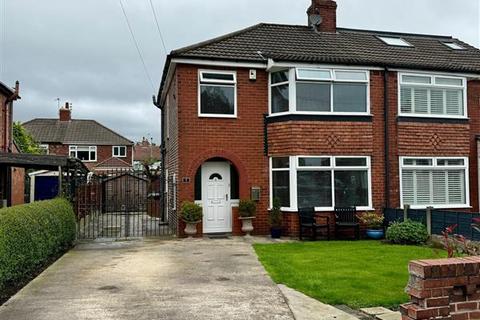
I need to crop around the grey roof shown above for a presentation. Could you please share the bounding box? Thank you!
[170,23,480,74]
[0,80,14,96]
[23,119,133,145]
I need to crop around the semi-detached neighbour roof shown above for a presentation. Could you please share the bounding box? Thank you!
[23,119,133,146]
[161,23,480,94]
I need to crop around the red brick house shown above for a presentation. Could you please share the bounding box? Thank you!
[24,103,134,174]
[156,0,480,236]
[0,80,24,207]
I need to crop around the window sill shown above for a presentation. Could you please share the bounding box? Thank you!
[198,114,237,119]
[266,113,373,123]
[398,115,469,124]
[403,205,471,210]
[277,207,374,212]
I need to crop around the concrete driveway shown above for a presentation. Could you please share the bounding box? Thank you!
[0,238,294,320]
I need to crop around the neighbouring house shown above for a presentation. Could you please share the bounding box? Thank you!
[133,137,161,172]
[156,0,480,237]
[0,80,24,207]
[24,103,134,174]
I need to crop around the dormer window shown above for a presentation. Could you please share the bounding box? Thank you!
[378,36,413,47]
[198,70,236,118]
[442,42,465,50]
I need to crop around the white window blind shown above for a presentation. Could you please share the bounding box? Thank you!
[399,73,466,118]
[401,157,467,208]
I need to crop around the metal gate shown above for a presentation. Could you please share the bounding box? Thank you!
[74,169,175,239]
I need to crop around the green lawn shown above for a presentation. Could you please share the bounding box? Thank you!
[253,241,445,309]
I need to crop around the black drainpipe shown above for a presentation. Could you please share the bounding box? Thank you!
[384,67,390,209]
[153,95,166,222]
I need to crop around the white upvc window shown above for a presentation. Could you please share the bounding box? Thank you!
[112,146,127,158]
[269,156,372,211]
[269,67,370,116]
[39,144,49,155]
[400,156,469,209]
[69,146,97,162]
[398,73,467,118]
[198,70,237,118]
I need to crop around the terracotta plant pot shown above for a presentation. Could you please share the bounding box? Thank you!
[184,221,200,238]
[239,216,255,237]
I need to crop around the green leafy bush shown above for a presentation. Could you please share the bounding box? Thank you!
[180,202,203,223]
[386,219,429,245]
[0,198,76,291]
[238,199,257,218]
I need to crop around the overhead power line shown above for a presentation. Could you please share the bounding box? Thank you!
[119,0,155,92]
[148,0,168,55]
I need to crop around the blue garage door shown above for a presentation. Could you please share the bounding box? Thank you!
[35,176,59,201]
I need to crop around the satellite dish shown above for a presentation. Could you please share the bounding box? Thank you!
[309,14,322,26]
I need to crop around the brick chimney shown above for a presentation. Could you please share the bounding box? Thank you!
[307,0,337,33]
[59,102,72,122]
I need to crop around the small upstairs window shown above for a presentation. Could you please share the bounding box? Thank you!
[199,70,236,118]
[378,36,413,47]
[113,146,127,158]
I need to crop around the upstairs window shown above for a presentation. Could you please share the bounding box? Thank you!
[399,73,466,118]
[113,146,127,158]
[199,70,236,118]
[69,146,97,162]
[378,36,413,47]
[269,68,369,115]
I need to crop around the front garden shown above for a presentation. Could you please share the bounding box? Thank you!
[254,240,445,309]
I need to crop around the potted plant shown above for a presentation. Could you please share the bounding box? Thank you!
[238,199,256,237]
[269,198,283,239]
[357,211,385,239]
[180,201,203,238]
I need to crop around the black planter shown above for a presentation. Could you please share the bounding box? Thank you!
[270,227,282,239]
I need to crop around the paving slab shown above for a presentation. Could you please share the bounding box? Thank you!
[0,238,294,320]
[361,307,394,316]
[278,284,359,320]
[377,312,401,320]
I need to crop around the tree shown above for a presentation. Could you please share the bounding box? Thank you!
[13,122,41,154]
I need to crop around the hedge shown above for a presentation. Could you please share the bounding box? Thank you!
[0,198,76,291]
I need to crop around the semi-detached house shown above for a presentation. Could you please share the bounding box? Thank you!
[157,0,480,237]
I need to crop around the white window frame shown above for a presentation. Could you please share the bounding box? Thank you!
[269,67,371,116]
[112,146,127,158]
[398,72,468,119]
[377,36,413,47]
[69,145,97,162]
[399,156,470,209]
[198,69,237,118]
[442,42,466,50]
[269,155,373,212]
[39,144,49,155]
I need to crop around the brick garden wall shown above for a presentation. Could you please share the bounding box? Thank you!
[401,257,480,320]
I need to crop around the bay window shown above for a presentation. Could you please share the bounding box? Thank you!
[399,73,466,118]
[400,157,469,209]
[270,156,372,211]
[270,68,369,115]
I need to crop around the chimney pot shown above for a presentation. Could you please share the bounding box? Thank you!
[307,0,337,33]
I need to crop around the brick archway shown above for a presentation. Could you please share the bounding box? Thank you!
[186,149,249,199]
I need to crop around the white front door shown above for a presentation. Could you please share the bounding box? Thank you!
[202,162,231,233]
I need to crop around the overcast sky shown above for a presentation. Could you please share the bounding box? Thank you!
[0,0,479,143]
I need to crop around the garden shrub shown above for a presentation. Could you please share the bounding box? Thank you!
[0,198,76,291]
[386,219,429,245]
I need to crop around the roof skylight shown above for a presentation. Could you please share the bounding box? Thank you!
[443,42,465,50]
[378,36,413,47]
